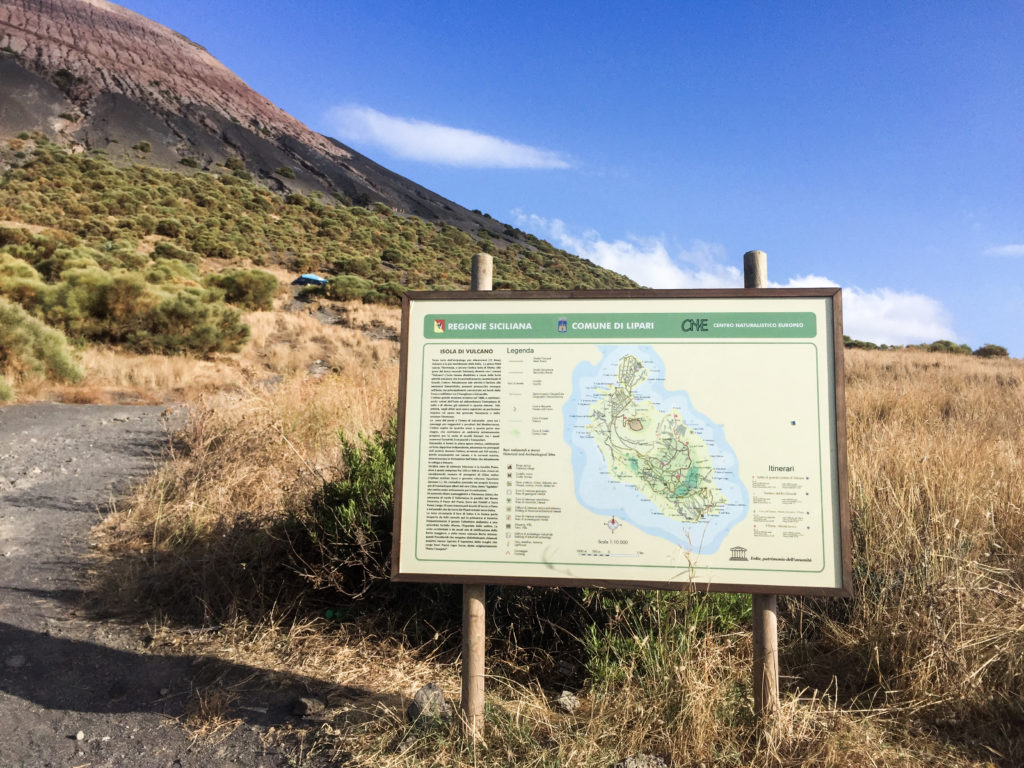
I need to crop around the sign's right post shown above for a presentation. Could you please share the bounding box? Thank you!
[744,249,780,719]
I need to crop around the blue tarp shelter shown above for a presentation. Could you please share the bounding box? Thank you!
[292,273,328,287]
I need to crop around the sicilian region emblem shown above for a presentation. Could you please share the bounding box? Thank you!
[433,319,446,333]
[557,318,568,333]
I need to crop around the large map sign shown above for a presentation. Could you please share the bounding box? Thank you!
[392,289,851,596]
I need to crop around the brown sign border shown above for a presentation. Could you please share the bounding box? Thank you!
[391,288,851,597]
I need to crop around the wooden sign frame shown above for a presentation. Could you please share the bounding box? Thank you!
[391,288,851,597]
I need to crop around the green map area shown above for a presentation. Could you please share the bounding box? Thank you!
[587,355,727,523]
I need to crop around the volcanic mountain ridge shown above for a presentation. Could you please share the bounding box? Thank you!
[0,0,506,236]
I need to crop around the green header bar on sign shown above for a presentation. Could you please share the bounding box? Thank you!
[423,312,817,339]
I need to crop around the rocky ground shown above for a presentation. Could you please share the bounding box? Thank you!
[0,403,346,767]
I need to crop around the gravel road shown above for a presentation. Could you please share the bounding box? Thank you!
[0,404,340,767]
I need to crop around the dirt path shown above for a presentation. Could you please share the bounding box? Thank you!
[0,404,341,767]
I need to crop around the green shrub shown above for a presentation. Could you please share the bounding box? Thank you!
[129,290,249,355]
[204,268,278,310]
[927,339,972,355]
[133,141,152,153]
[0,254,51,310]
[380,247,408,265]
[145,258,200,285]
[155,218,184,237]
[297,420,397,597]
[0,296,83,388]
[179,157,200,168]
[0,226,30,246]
[973,343,1009,358]
[844,335,880,350]
[194,238,237,260]
[324,274,373,301]
[363,280,405,305]
[330,254,377,277]
[274,166,296,179]
[23,265,248,356]
[35,246,105,279]
[152,240,201,264]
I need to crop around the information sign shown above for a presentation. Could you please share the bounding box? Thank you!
[392,289,850,596]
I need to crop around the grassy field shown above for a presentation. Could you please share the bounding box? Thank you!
[61,337,1020,767]
[2,124,1019,767]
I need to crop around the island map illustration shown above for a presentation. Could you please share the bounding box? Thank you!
[565,346,749,554]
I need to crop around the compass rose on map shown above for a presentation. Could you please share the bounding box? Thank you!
[605,516,622,532]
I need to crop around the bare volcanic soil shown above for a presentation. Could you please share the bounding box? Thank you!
[0,404,337,767]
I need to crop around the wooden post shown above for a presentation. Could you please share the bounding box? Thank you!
[752,593,779,716]
[743,248,767,289]
[744,249,780,719]
[471,251,493,292]
[461,252,492,740]
[462,583,486,739]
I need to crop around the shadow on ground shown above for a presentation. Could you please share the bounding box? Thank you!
[0,619,400,726]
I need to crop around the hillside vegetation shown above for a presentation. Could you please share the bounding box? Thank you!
[0,133,632,293]
[0,132,634,399]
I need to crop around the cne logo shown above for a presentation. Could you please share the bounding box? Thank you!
[680,317,709,333]
[433,319,446,333]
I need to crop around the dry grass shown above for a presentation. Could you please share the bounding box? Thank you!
[95,365,398,623]
[183,686,242,741]
[839,350,1024,705]
[243,304,398,377]
[8,302,401,404]
[89,346,1023,767]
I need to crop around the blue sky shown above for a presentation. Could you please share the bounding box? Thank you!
[119,0,1024,355]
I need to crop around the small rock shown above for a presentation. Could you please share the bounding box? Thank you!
[5,654,26,668]
[406,682,452,723]
[554,689,580,714]
[613,754,667,768]
[292,696,326,717]
[395,734,417,753]
[75,731,85,741]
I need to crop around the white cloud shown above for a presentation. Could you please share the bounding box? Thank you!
[840,287,954,346]
[322,105,570,169]
[517,213,956,346]
[769,274,838,289]
[515,212,741,288]
[984,244,1024,257]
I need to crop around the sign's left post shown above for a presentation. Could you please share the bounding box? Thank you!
[461,252,492,741]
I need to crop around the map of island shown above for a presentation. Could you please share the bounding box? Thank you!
[588,354,727,523]
[565,346,749,555]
